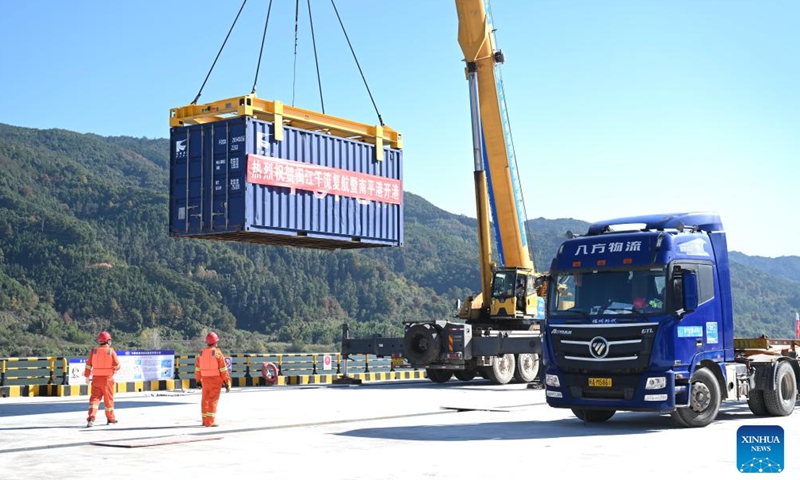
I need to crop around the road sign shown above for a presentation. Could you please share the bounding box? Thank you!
[322,354,332,371]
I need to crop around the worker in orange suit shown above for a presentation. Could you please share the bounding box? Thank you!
[195,332,231,427]
[84,331,121,428]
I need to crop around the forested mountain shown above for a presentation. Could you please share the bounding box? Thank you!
[729,251,800,284]
[0,123,798,356]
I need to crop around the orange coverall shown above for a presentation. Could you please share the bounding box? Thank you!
[84,344,121,423]
[195,346,231,427]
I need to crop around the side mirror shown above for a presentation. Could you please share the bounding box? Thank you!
[681,271,699,313]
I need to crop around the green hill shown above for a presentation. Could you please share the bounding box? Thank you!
[729,251,800,284]
[0,123,798,356]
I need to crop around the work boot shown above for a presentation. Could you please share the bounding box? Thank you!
[86,420,94,428]
[107,419,118,425]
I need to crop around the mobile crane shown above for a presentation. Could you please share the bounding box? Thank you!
[340,0,546,385]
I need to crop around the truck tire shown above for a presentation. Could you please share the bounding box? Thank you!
[426,368,453,383]
[747,389,768,416]
[572,408,616,423]
[403,324,441,367]
[764,361,797,417]
[486,354,516,385]
[454,369,477,381]
[671,368,721,428]
[513,353,540,383]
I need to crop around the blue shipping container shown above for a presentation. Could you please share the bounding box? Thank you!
[170,117,403,249]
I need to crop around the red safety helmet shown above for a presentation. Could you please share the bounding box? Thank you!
[97,331,112,344]
[206,332,219,345]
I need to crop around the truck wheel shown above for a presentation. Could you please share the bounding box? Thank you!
[572,408,616,423]
[426,368,453,383]
[454,369,477,381]
[486,354,516,385]
[403,324,441,367]
[747,389,768,416]
[513,353,540,383]
[671,368,721,428]
[764,361,797,417]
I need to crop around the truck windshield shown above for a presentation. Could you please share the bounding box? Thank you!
[549,268,667,317]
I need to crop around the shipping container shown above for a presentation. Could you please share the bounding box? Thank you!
[169,117,403,250]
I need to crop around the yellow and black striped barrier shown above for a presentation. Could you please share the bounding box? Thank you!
[1,372,426,397]
[279,370,426,386]
[1,353,426,398]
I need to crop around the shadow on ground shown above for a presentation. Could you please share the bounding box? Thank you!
[0,400,193,419]
[337,401,799,441]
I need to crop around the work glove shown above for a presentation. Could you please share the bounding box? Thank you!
[225,382,231,393]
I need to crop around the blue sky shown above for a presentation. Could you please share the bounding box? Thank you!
[1,1,797,257]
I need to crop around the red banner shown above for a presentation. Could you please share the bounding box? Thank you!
[795,312,799,340]
[246,154,402,205]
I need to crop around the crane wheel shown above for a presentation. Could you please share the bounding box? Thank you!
[454,369,477,381]
[426,369,453,383]
[513,353,540,383]
[486,353,516,385]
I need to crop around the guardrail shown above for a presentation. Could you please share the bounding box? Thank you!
[0,357,69,386]
[174,353,395,379]
[1,352,415,392]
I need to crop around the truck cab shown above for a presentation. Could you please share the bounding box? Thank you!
[541,212,792,426]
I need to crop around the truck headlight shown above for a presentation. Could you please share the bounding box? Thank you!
[545,374,560,388]
[645,376,666,390]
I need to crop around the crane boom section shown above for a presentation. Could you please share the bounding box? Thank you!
[456,0,532,271]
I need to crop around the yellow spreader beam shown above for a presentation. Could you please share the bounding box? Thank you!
[169,94,402,161]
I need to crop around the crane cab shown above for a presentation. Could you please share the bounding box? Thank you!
[489,268,545,320]
[457,268,546,322]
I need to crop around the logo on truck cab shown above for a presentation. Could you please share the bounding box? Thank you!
[574,241,642,256]
[589,337,609,359]
[551,328,573,335]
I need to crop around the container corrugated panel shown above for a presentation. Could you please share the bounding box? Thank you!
[169,117,403,249]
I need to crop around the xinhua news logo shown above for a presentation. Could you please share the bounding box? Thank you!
[737,425,784,473]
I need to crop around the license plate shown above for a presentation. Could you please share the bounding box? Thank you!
[588,377,612,387]
[391,357,405,367]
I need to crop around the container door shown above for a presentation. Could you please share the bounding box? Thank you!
[210,120,246,231]
[170,129,190,233]
[170,126,206,234]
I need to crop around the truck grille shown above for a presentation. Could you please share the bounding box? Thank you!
[548,322,657,373]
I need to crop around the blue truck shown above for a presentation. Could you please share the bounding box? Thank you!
[542,212,799,427]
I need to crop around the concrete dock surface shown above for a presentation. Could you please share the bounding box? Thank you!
[1,380,798,479]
